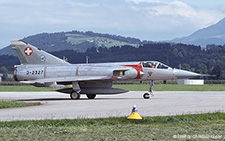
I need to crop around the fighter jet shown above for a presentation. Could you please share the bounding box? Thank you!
[12,41,202,100]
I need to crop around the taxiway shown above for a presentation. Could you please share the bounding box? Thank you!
[0,91,224,121]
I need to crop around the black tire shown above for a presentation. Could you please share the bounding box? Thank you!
[86,94,96,99]
[143,93,150,99]
[70,91,80,100]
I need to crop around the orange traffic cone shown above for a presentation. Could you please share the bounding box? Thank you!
[127,105,142,120]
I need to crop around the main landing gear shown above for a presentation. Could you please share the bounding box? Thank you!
[70,91,97,100]
[70,82,81,100]
[70,90,80,100]
[143,80,154,99]
[86,94,96,99]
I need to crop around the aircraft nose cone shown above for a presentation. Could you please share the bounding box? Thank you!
[174,69,200,79]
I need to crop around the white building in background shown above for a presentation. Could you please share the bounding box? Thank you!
[0,73,2,82]
[177,79,204,85]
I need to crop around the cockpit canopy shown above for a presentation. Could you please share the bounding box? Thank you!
[142,61,171,69]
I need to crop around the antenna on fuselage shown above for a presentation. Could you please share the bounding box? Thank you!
[63,56,68,62]
[179,64,182,69]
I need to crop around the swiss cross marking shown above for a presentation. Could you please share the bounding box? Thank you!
[24,47,33,56]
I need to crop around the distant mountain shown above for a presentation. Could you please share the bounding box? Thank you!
[171,17,225,47]
[0,31,148,56]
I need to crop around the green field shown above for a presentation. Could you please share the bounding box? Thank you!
[0,85,58,91]
[1,84,225,92]
[66,33,138,48]
[0,101,41,109]
[0,112,224,140]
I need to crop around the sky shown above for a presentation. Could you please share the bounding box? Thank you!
[1,0,225,49]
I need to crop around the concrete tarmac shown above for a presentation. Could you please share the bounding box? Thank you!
[0,91,225,121]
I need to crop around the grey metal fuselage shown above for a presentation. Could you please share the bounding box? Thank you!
[15,61,199,82]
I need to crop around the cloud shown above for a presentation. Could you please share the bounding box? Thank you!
[126,0,225,31]
[145,1,196,17]
[66,1,99,8]
[126,0,163,4]
[1,0,223,32]
[0,0,225,48]
[0,0,97,25]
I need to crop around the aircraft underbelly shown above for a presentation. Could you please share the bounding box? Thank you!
[58,80,128,94]
[57,87,127,95]
[80,88,128,94]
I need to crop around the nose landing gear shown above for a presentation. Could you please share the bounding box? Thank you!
[143,80,154,99]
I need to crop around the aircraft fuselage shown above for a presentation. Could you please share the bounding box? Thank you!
[14,61,194,83]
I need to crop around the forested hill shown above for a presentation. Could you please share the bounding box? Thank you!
[1,43,225,79]
[0,31,150,56]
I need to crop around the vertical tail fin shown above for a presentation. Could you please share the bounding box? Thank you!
[11,41,70,65]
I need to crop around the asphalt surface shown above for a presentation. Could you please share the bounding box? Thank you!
[0,91,225,121]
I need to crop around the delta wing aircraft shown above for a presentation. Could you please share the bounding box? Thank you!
[12,41,202,100]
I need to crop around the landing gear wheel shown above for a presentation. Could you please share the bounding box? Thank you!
[86,94,96,99]
[70,91,80,100]
[143,93,150,99]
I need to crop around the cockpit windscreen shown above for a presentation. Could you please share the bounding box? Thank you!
[142,62,170,69]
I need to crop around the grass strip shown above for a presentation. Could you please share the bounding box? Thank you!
[0,112,224,140]
[0,101,41,109]
[0,85,58,91]
[0,112,224,128]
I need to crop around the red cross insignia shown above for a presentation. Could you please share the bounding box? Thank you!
[24,47,33,56]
